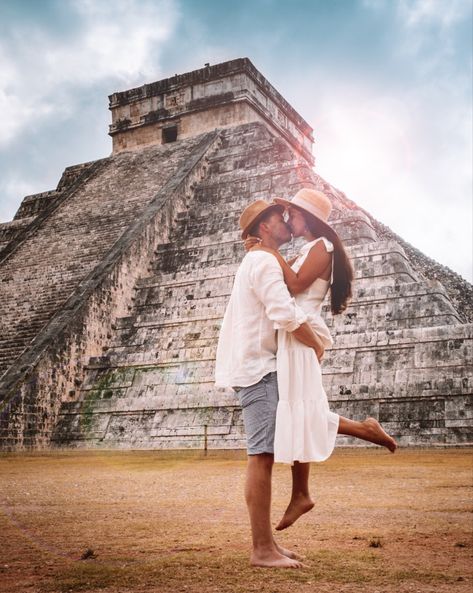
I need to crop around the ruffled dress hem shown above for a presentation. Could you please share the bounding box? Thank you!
[274,400,339,464]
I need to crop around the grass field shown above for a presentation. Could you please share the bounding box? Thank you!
[0,447,471,593]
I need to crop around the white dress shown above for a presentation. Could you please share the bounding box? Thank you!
[274,236,340,464]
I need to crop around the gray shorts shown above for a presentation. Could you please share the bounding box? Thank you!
[234,371,278,455]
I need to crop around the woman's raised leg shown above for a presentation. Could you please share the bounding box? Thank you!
[338,416,397,452]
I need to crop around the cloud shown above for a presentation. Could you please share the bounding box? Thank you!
[393,0,472,67]
[0,47,54,146]
[0,0,180,228]
[397,0,470,29]
[52,0,178,83]
[0,0,179,148]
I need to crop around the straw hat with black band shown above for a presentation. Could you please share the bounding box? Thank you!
[239,199,285,239]
[274,188,334,235]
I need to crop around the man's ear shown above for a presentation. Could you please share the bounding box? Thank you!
[258,221,269,236]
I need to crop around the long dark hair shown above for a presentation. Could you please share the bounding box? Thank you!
[302,211,354,315]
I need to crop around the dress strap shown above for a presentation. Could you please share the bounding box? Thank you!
[306,236,333,252]
[319,236,334,254]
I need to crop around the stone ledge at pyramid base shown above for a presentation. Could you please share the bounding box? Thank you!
[43,394,473,450]
[47,395,471,450]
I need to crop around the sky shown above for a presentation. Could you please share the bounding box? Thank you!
[0,0,471,281]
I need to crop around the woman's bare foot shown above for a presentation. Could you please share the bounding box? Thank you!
[250,548,303,568]
[364,417,397,452]
[275,492,315,531]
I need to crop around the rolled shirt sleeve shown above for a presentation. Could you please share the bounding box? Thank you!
[250,252,307,332]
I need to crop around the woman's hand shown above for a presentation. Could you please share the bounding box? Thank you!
[243,236,279,257]
[243,235,262,251]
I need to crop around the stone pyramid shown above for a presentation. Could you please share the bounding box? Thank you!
[0,58,471,451]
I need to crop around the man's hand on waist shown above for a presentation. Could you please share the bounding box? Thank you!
[291,322,325,361]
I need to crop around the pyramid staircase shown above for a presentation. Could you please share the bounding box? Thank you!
[0,130,223,449]
[49,123,472,449]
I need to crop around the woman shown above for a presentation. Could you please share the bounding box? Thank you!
[245,188,397,531]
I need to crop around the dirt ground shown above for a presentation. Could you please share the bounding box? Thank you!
[0,447,471,593]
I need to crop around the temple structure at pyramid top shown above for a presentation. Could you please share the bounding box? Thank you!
[108,58,314,162]
[0,58,471,451]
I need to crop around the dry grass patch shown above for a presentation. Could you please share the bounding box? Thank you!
[0,447,471,593]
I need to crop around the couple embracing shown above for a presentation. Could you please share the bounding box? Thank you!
[215,188,397,569]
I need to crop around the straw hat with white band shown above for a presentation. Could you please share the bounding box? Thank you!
[274,188,334,234]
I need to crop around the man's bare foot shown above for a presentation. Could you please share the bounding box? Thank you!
[250,548,303,568]
[275,493,315,531]
[364,417,397,452]
[273,538,303,560]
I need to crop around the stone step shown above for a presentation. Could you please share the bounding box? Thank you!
[152,235,408,259]
[60,388,470,427]
[131,274,453,308]
[133,271,432,298]
[112,285,467,366]
[107,316,462,361]
[91,337,472,376]
[0,329,42,344]
[135,263,240,288]
[149,254,419,283]
[80,317,473,372]
[206,137,278,160]
[147,239,416,278]
[110,306,458,347]
[0,344,28,358]
[53,391,470,450]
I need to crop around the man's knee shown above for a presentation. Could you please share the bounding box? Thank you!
[248,452,274,469]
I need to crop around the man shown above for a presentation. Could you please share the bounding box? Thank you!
[215,199,325,568]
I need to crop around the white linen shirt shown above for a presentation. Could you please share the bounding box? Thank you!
[215,250,308,388]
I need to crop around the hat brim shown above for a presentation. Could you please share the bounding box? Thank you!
[241,203,285,239]
[274,197,334,234]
